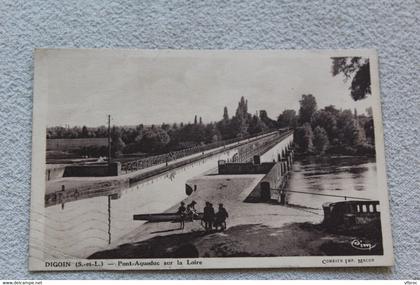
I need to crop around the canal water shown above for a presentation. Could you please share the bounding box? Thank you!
[39,149,239,259]
[286,156,378,210]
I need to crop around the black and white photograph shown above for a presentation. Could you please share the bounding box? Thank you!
[29,49,393,270]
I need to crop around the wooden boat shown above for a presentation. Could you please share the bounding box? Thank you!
[133,212,204,222]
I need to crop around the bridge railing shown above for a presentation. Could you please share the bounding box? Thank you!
[272,189,372,201]
[269,187,372,208]
[120,129,284,173]
[224,130,294,164]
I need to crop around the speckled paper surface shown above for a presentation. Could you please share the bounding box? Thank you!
[0,0,418,279]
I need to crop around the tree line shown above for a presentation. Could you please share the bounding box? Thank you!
[287,56,375,157]
[47,94,375,158]
[292,94,375,156]
[47,97,278,157]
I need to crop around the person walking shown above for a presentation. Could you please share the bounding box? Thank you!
[177,202,186,229]
[214,203,229,231]
[203,202,215,231]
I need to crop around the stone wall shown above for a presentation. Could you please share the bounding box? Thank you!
[244,162,284,202]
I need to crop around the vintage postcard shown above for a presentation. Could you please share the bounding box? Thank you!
[29,49,393,271]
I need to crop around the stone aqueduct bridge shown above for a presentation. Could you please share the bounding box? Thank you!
[45,129,295,207]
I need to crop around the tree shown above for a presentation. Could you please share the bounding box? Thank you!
[81,126,89,138]
[235,96,248,118]
[223,106,229,121]
[139,127,170,153]
[233,96,251,138]
[204,123,220,143]
[363,117,375,144]
[161,123,170,131]
[95,126,108,138]
[191,124,206,144]
[134,132,143,144]
[232,116,249,138]
[218,118,236,140]
[248,114,268,135]
[294,123,313,152]
[111,127,126,157]
[337,110,366,147]
[277,109,297,128]
[310,109,337,143]
[332,57,371,101]
[313,126,329,154]
[298,94,317,124]
[353,121,367,146]
[259,110,277,129]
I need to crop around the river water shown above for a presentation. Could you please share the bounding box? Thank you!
[285,156,378,210]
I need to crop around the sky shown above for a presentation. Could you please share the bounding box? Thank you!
[44,50,374,127]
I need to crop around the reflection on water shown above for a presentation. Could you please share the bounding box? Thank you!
[41,149,237,259]
[286,156,377,210]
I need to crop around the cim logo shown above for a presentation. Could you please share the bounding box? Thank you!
[351,239,377,251]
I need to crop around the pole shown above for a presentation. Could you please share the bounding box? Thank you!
[107,114,111,167]
[108,194,111,244]
[60,185,65,209]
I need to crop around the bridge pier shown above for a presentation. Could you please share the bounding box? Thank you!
[271,139,295,205]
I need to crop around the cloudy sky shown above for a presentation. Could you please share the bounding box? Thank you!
[44,49,374,127]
